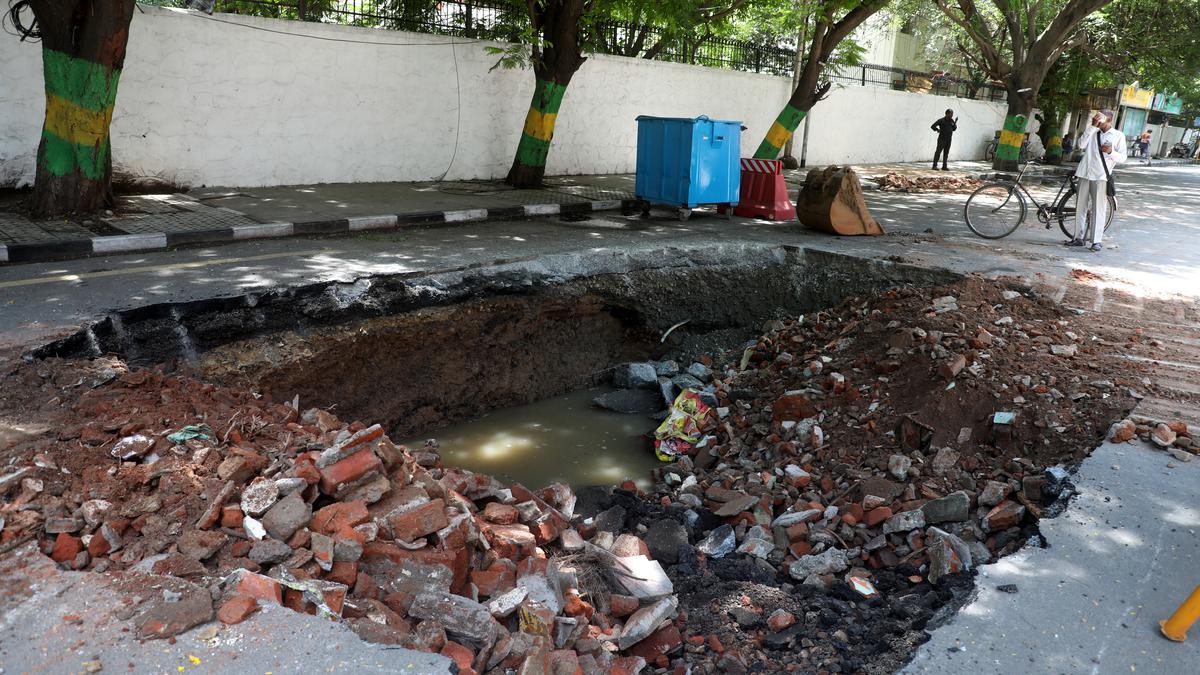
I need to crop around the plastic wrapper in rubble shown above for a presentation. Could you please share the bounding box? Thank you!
[653,389,715,461]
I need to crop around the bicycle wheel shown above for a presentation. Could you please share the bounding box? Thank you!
[1057,190,1118,239]
[984,143,996,161]
[1055,185,1077,239]
[965,183,1026,239]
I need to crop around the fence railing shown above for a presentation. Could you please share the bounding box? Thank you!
[152,1,1007,101]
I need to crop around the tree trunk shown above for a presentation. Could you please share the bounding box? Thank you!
[28,0,136,218]
[1044,116,1065,165]
[754,82,827,160]
[504,0,586,189]
[994,95,1035,171]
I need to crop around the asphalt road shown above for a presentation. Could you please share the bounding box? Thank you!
[1,163,1196,350]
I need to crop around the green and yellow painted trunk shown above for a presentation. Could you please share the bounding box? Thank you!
[753,104,807,160]
[38,49,121,181]
[1044,118,1064,165]
[513,78,568,170]
[994,114,1027,164]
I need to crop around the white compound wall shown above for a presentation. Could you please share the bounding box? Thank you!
[0,5,1007,189]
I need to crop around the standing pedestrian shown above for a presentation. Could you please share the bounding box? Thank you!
[931,109,957,170]
[1139,129,1152,158]
[1067,109,1126,252]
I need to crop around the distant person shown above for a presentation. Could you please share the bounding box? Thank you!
[1067,109,1126,252]
[1139,129,1152,158]
[930,109,957,170]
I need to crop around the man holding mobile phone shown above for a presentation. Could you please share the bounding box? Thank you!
[930,109,958,171]
[1067,109,1126,252]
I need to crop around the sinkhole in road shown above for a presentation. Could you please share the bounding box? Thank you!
[37,246,957,488]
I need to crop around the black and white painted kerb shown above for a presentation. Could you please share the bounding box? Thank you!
[0,199,634,265]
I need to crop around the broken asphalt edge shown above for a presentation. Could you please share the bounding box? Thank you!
[0,198,638,265]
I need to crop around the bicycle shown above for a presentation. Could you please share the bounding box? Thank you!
[963,160,1117,240]
[983,133,1031,164]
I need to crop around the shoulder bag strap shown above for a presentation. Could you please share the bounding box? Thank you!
[1096,132,1113,183]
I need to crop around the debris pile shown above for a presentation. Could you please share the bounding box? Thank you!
[1109,418,1196,462]
[0,367,694,673]
[875,171,982,192]
[621,278,1143,672]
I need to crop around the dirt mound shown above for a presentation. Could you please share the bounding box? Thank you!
[875,171,982,193]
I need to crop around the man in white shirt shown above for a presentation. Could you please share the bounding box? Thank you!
[1068,109,1126,252]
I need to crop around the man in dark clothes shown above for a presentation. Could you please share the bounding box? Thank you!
[931,109,957,170]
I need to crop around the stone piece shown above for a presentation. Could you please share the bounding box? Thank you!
[788,548,849,580]
[882,509,926,534]
[592,389,663,414]
[248,538,292,565]
[645,519,688,565]
[982,500,1026,532]
[177,530,227,561]
[612,363,659,390]
[921,491,970,524]
[262,492,311,542]
[978,480,1012,507]
[240,477,279,517]
[696,525,735,558]
[408,592,496,650]
[618,596,678,650]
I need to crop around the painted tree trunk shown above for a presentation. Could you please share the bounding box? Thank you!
[506,78,569,188]
[753,103,809,160]
[1044,117,1065,165]
[29,0,136,218]
[994,100,1034,172]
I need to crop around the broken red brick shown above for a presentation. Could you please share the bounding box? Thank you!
[863,506,894,527]
[767,609,796,632]
[482,502,519,525]
[387,499,449,542]
[707,634,725,653]
[235,571,283,604]
[482,522,536,561]
[50,533,83,563]
[609,594,638,617]
[629,624,682,664]
[217,595,259,625]
[220,505,244,529]
[318,449,383,496]
[440,641,474,673]
[326,561,359,587]
[310,500,370,536]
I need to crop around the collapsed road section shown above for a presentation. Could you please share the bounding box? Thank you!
[1,245,1187,674]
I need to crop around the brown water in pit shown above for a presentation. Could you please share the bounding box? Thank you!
[403,387,664,490]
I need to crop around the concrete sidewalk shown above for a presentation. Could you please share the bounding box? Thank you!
[0,161,1010,264]
[904,439,1200,675]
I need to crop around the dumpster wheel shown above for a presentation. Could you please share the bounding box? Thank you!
[676,208,692,221]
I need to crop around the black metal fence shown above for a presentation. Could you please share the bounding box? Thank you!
[153,0,1006,100]
[828,63,1007,102]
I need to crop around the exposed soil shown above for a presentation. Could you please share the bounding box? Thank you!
[201,294,658,437]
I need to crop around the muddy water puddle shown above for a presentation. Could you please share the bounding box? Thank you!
[404,388,663,490]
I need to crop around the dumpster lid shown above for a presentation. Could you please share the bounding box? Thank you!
[636,115,743,125]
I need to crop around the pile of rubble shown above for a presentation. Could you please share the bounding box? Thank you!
[1109,418,1195,462]
[874,171,982,193]
[0,276,1162,674]
[0,367,693,674]
[609,278,1147,672]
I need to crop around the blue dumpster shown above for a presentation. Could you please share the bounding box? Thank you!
[635,115,741,218]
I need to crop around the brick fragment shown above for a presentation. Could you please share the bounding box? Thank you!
[218,595,259,625]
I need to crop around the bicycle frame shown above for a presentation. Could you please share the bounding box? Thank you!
[993,161,1074,226]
